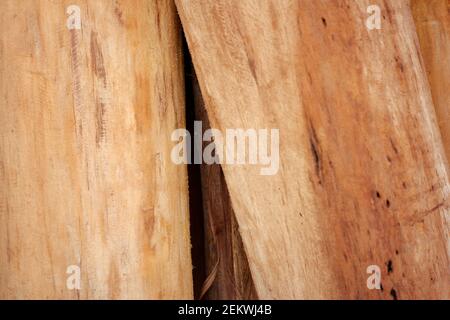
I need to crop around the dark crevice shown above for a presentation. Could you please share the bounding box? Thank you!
[387,260,393,274]
[183,34,206,300]
[390,288,398,300]
[308,121,322,184]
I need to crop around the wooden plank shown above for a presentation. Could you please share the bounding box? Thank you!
[0,0,192,299]
[193,73,257,299]
[412,0,450,166]
[176,0,450,299]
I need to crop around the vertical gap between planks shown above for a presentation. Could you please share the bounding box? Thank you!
[183,35,207,299]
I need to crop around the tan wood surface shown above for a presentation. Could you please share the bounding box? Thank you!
[412,0,450,166]
[176,0,450,299]
[0,0,192,299]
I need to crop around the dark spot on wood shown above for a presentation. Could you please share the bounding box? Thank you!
[90,31,108,146]
[95,102,106,146]
[380,283,384,291]
[395,250,399,255]
[390,288,398,300]
[420,201,446,217]
[394,56,404,73]
[70,29,84,138]
[389,138,399,154]
[114,4,124,25]
[155,2,162,39]
[90,31,107,86]
[386,260,393,274]
[383,2,394,23]
[308,120,323,184]
[307,71,313,84]
[376,191,381,198]
[247,56,258,83]
[143,207,155,240]
[321,17,327,27]
[309,138,322,185]
[269,2,279,29]
[310,139,320,171]
[386,199,391,208]
[387,156,392,163]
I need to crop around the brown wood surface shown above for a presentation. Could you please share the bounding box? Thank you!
[412,0,450,166]
[0,0,192,299]
[176,0,450,299]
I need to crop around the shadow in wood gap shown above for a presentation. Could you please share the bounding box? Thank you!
[184,43,258,300]
[183,36,206,300]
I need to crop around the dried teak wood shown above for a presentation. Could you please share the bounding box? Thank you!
[412,0,450,166]
[177,0,450,299]
[0,0,192,299]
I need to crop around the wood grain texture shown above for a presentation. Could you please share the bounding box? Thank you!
[412,0,450,166]
[193,74,257,300]
[0,0,192,299]
[176,0,450,299]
